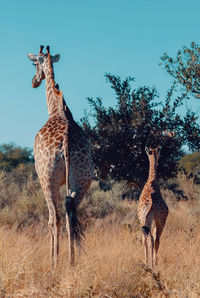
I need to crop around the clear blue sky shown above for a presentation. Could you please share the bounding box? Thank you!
[0,0,200,148]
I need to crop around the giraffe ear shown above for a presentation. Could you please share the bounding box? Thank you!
[52,54,60,63]
[27,54,39,62]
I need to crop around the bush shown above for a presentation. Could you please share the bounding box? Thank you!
[179,152,200,175]
[82,74,199,186]
[0,143,34,171]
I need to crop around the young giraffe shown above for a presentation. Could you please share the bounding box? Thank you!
[27,46,93,268]
[137,147,168,268]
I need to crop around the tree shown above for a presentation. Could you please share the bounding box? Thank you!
[82,74,200,187]
[179,152,200,175]
[0,143,34,171]
[160,42,200,99]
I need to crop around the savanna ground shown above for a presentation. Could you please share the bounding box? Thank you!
[0,171,199,297]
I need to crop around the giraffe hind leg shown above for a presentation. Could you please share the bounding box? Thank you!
[153,223,165,265]
[153,210,168,265]
[47,201,60,268]
[142,230,148,266]
[142,225,154,268]
[42,182,60,268]
[141,211,154,268]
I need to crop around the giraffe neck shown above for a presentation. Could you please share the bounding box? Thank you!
[44,54,63,117]
[147,158,157,183]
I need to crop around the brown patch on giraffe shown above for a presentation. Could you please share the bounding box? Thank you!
[41,127,47,134]
[48,138,54,145]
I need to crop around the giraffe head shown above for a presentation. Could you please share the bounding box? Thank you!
[27,45,60,88]
[145,147,160,167]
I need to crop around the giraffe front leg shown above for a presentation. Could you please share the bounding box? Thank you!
[47,202,60,268]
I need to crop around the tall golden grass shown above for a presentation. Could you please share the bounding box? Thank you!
[0,171,199,297]
[0,189,200,297]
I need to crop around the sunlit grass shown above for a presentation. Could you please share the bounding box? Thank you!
[0,171,200,296]
[0,196,199,297]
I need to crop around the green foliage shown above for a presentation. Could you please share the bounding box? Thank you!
[82,74,199,186]
[160,42,200,152]
[181,111,200,152]
[179,152,200,174]
[160,41,200,99]
[0,143,34,171]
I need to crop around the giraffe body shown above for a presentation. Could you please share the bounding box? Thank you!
[137,147,168,268]
[28,46,93,267]
[34,115,93,202]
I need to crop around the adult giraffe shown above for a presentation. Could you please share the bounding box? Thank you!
[27,45,93,268]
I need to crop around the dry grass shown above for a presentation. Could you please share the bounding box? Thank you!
[0,195,200,297]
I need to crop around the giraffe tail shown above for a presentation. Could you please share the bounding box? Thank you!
[142,226,151,236]
[62,128,84,250]
[65,196,84,249]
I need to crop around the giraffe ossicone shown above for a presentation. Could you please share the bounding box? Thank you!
[27,45,93,268]
[137,146,168,268]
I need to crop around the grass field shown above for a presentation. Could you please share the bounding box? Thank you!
[0,175,199,297]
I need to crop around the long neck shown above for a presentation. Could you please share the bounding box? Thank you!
[147,157,157,183]
[43,55,75,124]
[44,54,63,116]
